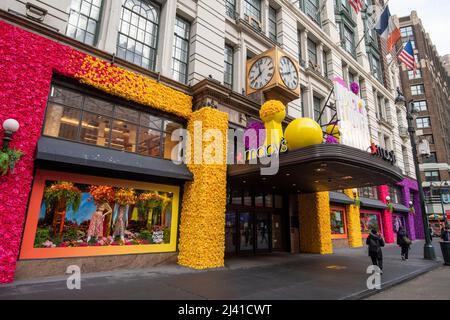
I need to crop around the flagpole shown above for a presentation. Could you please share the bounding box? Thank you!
[387,43,404,69]
[354,0,390,51]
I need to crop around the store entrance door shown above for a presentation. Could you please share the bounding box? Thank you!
[225,209,287,255]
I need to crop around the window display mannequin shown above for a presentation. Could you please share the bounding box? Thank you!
[87,202,112,242]
[112,204,129,242]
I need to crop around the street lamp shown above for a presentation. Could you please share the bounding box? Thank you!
[395,88,436,260]
[2,119,20,150]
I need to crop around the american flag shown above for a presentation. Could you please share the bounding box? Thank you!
[398,41,417,74]
[349,0,363,14]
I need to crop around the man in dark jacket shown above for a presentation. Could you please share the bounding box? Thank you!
[366,229,385,273]
[397,227,411,261]
[441,225,450,242]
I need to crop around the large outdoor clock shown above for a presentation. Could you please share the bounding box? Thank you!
[246,47,301,104]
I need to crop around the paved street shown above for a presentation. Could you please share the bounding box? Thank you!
[366,267,450,300]
[0,240,444,300]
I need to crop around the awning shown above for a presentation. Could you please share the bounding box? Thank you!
[392,203,410,213]
[228,144,404,193]
[329,192,354,205]
[36,136,193,181]
[360,197,387,210]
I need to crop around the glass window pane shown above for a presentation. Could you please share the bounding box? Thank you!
[43,104,81,141]
[84,96,114,116]
[66,0,102,45]
[140,114,162,129]
[137,127,161,157]
[49,86,83,108]
[114,105,139,123]
[110,120,137,152]
[79,111,111,147]
[331,210,346,235]
[117,0,160,70]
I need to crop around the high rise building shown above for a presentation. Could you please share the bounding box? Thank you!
[397,11,450,226]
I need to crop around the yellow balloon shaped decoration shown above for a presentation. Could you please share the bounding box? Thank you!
[284,118,324,150]
[326,123,340,140]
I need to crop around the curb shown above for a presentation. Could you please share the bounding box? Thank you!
[341,261,443,300]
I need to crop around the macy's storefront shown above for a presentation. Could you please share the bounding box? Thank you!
[0,18,424,284]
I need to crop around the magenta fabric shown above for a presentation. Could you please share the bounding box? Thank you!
[378,185,395,243]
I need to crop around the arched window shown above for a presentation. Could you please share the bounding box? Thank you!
[117,0,160,70]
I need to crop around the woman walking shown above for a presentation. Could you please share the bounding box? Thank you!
[397,227,412,261]
[366,229,385,274]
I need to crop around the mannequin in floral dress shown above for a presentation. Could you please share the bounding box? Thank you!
[87,202,112,242]
[113,205,127,242]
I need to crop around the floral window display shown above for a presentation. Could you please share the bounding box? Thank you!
[20,170,179,259]
[330,207,347,239]
[360,211,382,237]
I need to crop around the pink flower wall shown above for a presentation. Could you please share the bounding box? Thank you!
[0,21,85,283]
[378,185,395,243]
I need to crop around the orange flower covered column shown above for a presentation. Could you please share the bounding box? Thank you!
[344,189,363,248]
[178,107,229,269]
[298,192,333,254]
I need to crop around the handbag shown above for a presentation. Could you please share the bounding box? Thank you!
[404,236,412,245]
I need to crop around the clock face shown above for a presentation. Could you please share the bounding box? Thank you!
[248,56,274,90]
[279,56,299,90]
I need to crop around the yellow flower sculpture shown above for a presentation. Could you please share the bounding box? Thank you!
[343,189,363,248]
[178,107,229,269]
[259,100,286,152]
[75,56,192,118]
[298,192,333,254]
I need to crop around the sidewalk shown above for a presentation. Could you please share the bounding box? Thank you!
[0,240,443,300]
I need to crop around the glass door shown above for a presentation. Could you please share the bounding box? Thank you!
[225,212,237,254]
[272,213,284,250]
[255,212,270,251]
[239,212,254,253]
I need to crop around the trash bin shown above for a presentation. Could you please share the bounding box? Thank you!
[439,242,450,266]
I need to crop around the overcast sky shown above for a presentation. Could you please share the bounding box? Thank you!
[388,0,450,56]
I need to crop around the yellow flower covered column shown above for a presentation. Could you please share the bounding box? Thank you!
[178,107,229,269]
[298,192,333,254]
[344,189,363,248]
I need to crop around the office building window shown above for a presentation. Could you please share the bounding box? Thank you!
[369,54,382,82]
[343,25,355,56]
[413,100,427,112]
[172,16,191,84]
[225,0,236,19]
[117,0,160,70]
[416,117,431,129]
[313,96,323,125]
[423,152,437,164]
[358,187,379,200]
[307,39,317,64]
[323,50,328,77]
[302,0,321,24]
[425,171,440,182]
[268,6,277,41]
[411,84,425,95]
[408,69,422,79]
[423,134,434,144]
[400,26,414,37]
[66,0,103,45]
[224,45,234,89]
[244,0,262,22]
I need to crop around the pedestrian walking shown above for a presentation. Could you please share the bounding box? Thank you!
[366,229,385,274]
[441,225,450,242]
[397,227,411,261]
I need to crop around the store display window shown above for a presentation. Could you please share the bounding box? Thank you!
[330,207,347,239]
[360,211,382,237]
[20,170,179,259]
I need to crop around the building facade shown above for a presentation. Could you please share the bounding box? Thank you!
[0,0,424,283]
[397,11,450,231]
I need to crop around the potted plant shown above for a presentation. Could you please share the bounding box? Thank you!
[44,182,81,239]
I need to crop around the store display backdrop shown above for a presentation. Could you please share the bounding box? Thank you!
[0,21,192,283]
[20,170,179,259]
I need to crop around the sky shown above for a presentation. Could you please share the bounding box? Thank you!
[388,0,450,56]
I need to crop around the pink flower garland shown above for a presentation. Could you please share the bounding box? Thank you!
[0,21,85,283]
